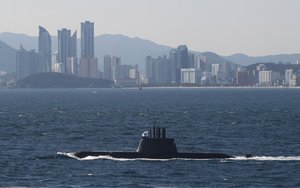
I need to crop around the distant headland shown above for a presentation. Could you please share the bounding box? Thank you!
[15,72,113,88]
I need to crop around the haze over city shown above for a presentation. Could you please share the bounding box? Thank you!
[1,0,300,56]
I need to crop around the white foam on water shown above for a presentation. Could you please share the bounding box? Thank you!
[57,152,215,161]
[231,155,300,161]
[57,152,300,162]
[57,152,80,160]
[80,155,172,161]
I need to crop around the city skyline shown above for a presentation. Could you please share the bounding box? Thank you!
[1,0,300,56]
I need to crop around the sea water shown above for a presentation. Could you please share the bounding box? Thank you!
[0,88,299,187]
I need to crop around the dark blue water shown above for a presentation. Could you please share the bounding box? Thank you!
[1,88,300,187]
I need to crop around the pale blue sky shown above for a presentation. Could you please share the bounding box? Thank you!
[1,0,300,56]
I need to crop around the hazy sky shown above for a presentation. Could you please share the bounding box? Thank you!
[1,0,300,56]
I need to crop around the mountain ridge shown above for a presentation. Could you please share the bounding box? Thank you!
[2,32,299,73]
[223,53,300,66]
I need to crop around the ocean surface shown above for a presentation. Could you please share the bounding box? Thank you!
[0,88,300,187]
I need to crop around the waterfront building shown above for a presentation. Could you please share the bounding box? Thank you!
[103,55,112,80]
[258,71,280,86]
[236,67,249,86]
[66,57,78,75]
[111,56,121,82]
[156,56,171,84]
[16,45,40,80]
[188,53,195,68]
[81,21,94,58]
[101,55,139,86]
[80,57,98,78]
[58,28,71,71]
[129,67,139,79]
[211,64,220,77]
[290,75,297,86]
[58,29,77,74]
[145,56,155,84]
[169,45,190,84]
[181,68,197,84]
[52,63,64,73]
[79,21,98,78]
[285,69,293,86]
[145,55,170,84]
[200,76,210,86]
[38,26,52,72]
[195,55,207,72]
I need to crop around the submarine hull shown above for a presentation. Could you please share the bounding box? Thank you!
[74,151,234,159]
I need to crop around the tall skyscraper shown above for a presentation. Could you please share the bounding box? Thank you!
[69,31,77,58]
[58,29,71,68]
[285,69,293,86]
[68,31,78,75]
[38,26,52,72]
[16,45,39,80]
[145,55,171,84]
[103,55,112,80]
[81,21,94,58]
[58,29,77,74]
[80,21,98,78]
[195,55,207,72]
[111,56,121,82]
[169,45,189,84]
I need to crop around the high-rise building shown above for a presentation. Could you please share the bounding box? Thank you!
[66,57,78,75]
[169,45,190,84]
[38,26,52,72]
[69,31,77,58]
[188,53,195,68]
[145,55,171,84]
[236,67,249,86]
[145,56,155,84]
[58,29,71,69]
[81,21,94,58]
[285,69,293,86]
[103,55,112,80]
[195,55,207,72]
[16,45,40,80]
[181,68,198,84]
[79,21,98,78]
[58,29,77,74]
[169,49,177,84]
[259,71,280,86]
[211,64,220,76]
[111,56,121,82]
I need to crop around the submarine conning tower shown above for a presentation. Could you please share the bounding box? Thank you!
[136,127,178,155]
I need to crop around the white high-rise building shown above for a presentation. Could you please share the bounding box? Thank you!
[181,68,197,84]
[212,64,220,76]
[259,71,280,86]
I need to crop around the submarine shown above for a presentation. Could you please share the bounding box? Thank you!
[74,127,251,159]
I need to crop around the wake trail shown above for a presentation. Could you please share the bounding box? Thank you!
[231,156,300,161]
[57,152,300,161]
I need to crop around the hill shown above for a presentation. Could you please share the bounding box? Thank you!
[223,53,300,66]
[245,63,300,75]
[7,32,299,73]
[15,72,113,88]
